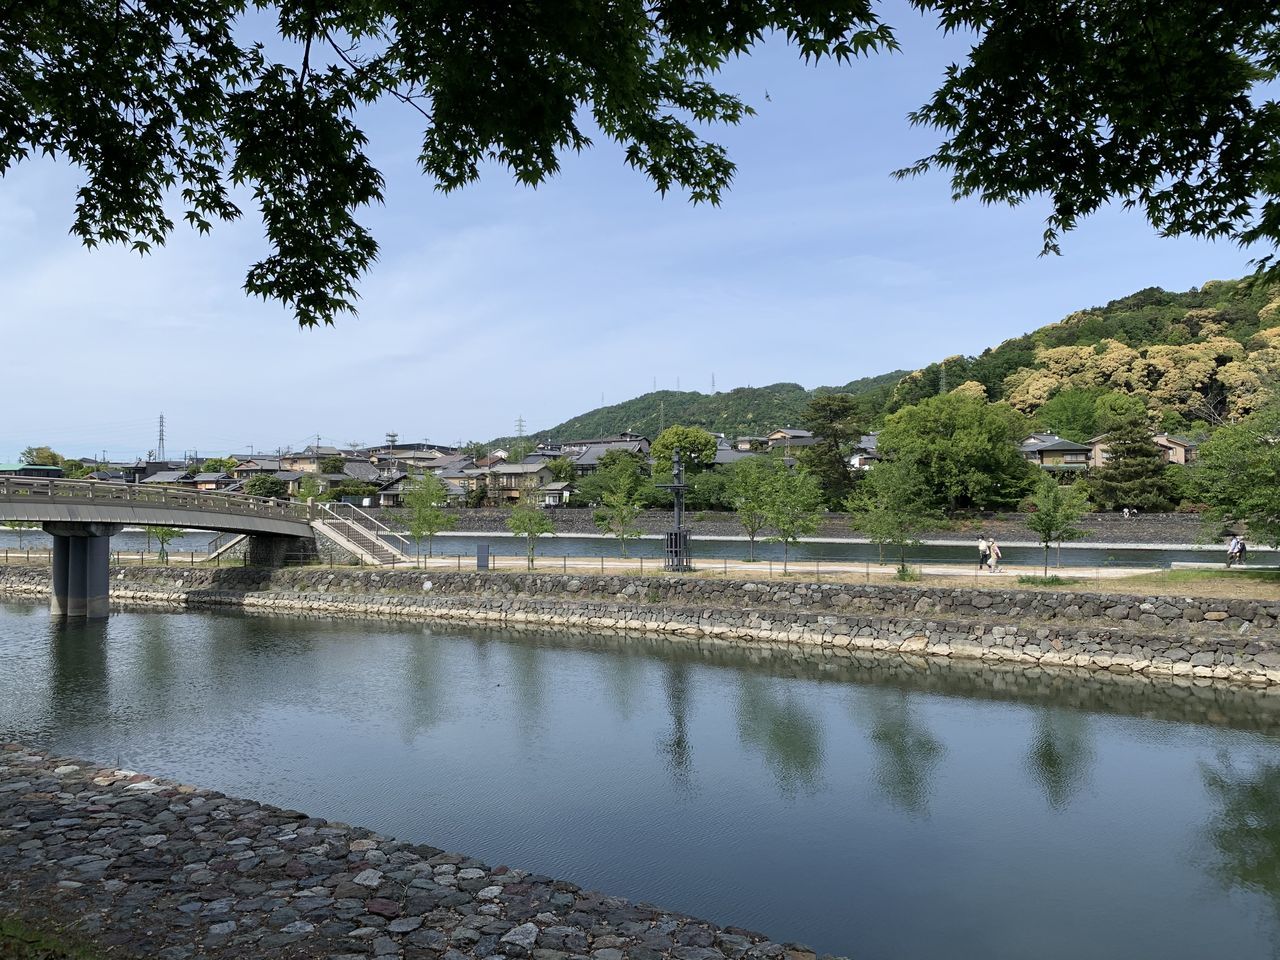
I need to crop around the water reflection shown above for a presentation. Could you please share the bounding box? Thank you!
[658,662,694,790]
[1201,755,1280,904]
[736,676,825,795]
[8,603,1280,960]
[48,617,110,732]
[851,689,944,816]
[1025,709,1094,810]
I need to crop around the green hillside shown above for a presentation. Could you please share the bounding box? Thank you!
[501,371,907,445]
[492,277,1280,449]
[889,278,1280,431]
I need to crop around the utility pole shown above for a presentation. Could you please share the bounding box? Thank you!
[711,372,716,391]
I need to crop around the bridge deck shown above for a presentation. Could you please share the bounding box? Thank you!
[0,477,313,539]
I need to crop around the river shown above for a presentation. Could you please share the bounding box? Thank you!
[2,600,1279,957]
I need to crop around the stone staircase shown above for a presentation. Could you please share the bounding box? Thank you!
[312,502,410,565]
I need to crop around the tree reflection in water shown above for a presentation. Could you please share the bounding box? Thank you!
[736,676,825,796]
[1201,754,1280,911]
[853,690,944,816]
[1025,708,1094,810]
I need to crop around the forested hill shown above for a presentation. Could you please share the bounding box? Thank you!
[511,371,907,444]
[496,277,1280,448]
[888,278,1280,432]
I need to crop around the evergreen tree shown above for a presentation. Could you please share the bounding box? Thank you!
[1088,411,1175,511]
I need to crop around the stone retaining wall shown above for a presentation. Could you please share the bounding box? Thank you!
[3,565,1279,688]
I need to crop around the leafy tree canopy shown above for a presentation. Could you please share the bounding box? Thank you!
[19,446,64,467]
[319,455,347,474]
[876,392,1032,511]
[199,456,239,473]
[16,3,1280,326]
[651,425,718,474]
[244,474,289,499]
[1194,404,1280,546]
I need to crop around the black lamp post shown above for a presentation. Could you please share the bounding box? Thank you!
[659,447,692,571]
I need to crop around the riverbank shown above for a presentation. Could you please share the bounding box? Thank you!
[378,508,1215,546]
[0,744,821,960]
[3,565,1279,689]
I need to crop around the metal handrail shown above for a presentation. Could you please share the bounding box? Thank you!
[318,500,411,547]
[0,476,308,522]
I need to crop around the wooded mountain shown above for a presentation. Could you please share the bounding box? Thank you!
[501,372,906,446]
[890,278,1280,433]
[497,277,1280,447]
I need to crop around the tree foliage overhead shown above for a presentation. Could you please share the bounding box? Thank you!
[3,1,896,326]
[15,2,1280,325]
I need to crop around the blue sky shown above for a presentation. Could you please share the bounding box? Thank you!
[0,6,1260,461]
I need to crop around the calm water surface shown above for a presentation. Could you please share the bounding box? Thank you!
[2,600,1280,958]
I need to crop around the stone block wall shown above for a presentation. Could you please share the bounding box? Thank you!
[2,564,1279,687]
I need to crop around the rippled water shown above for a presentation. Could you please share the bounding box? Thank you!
[3,600,1280,958]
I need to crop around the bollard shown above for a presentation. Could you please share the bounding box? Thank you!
[563,555,567,572]
[768,559,772,578]
[600,556,604,574]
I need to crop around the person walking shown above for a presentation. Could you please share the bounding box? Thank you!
[1237,537,1248,567]
[977,536,989,571]
[987,539,1002,573]
[1227,535,1241,568]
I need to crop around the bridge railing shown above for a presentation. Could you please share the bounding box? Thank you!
[0,477,309,522]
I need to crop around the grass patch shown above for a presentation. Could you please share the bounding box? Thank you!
[0,915,108,960]
[894,566,920,582]
[1017,575,1081,587]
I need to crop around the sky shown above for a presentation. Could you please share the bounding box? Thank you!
[0,6,1263,462]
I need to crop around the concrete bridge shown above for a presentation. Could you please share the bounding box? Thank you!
[0,477,316,618]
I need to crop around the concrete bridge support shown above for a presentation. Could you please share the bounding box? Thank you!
[43,523,122,619]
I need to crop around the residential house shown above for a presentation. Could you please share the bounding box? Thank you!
[538,481,573,507]
[280,445,355,473]
[486,462,555,504]
[230,458,282,479]
[766,428,818,451]
[712,437,756,466]
[849,433,879,470]
[1089,433,1199,469]
[140,470,194,486]
[1020,434,1092,473]
[733,436,768,452]
[0,463,64,479]
[192,472,233,491]
[375,473,467,508]
[564,435,651,476]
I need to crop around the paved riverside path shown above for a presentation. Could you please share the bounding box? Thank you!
[0,745,833,960]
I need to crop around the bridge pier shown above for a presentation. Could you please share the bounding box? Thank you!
[43,523,122,619]
[245,534,318,568]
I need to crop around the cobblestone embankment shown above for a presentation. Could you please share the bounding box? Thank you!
[0,745,829,960]
[4,566,1280,688]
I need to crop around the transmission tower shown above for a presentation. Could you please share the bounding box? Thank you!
[157,413,166,461]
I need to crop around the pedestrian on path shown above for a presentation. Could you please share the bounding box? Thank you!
[986,539,1002,573]
[977,536,989,571]
[1227,535,1241,567]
